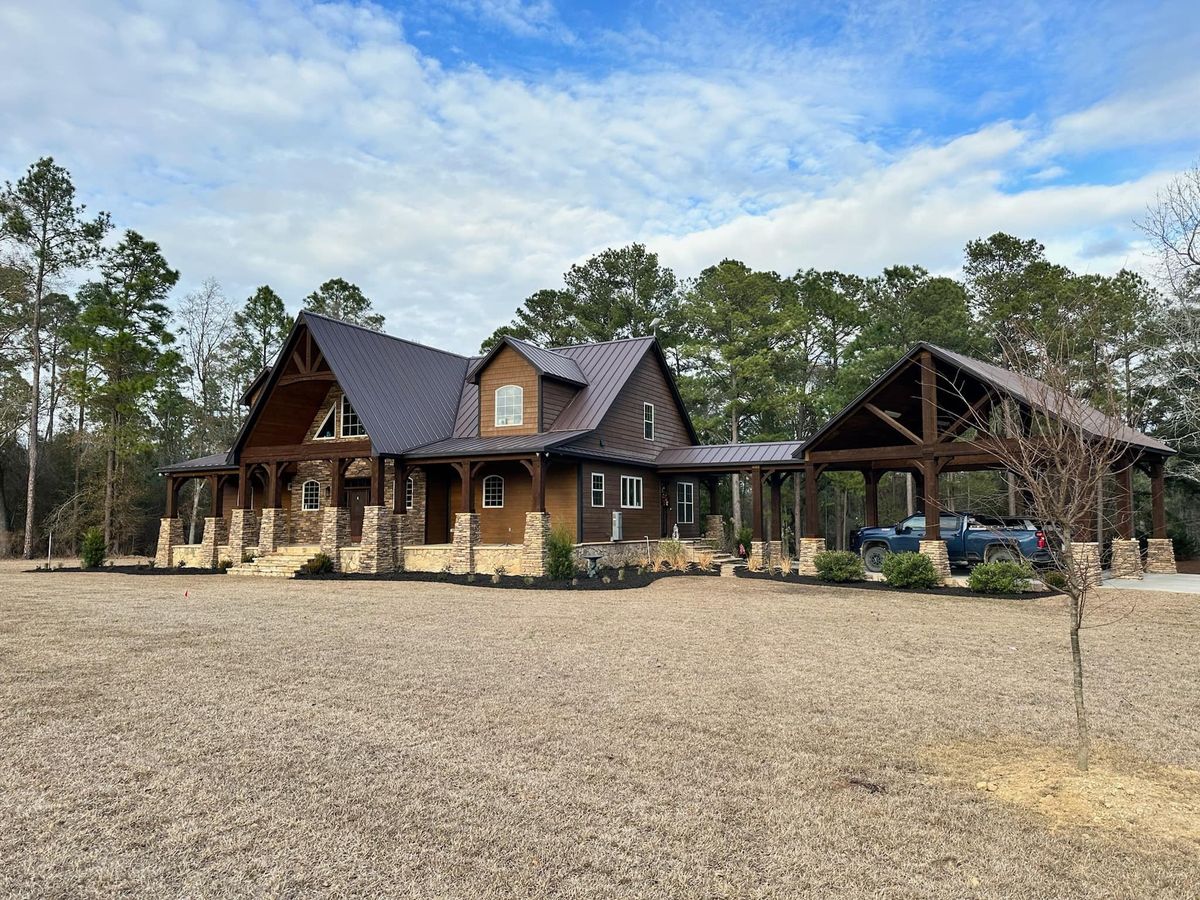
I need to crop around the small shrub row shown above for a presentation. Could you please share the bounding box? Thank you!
[813,550,865,582]
[880,551,941,589]
[968,560,1033,594]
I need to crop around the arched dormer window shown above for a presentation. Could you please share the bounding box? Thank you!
[483,475,504,508]
[301,479,320,511]
[494,385,523,427]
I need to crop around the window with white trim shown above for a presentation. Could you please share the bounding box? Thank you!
[494,385,523,426]
[591,473,605,507]
[483,474,504,508]
[341,396,366,437]
[301,479,320,511]
[405,476,414,510]
[314,406,336,440]
[676,481,694,524]
[643,402,655,440]
[620,475,643,509]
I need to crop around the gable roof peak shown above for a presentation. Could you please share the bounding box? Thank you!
[297,309,470,360]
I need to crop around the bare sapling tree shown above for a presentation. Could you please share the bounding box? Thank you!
[952,332,1155,771]
[1139,159,1200,303]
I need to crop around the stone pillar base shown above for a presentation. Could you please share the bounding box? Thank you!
[704,515,725,544]
[1069,542,1102,590]
[918,540,952,585]
[228,508,258,562]
[797,537,826,577]
[154,517,183,568]
[259,508,287,555]
[1109,538,1143,580]
[320,507,351,570]
[748,540,767,570]
[521,512,551,576]
[450,512,480,574]
[1145,538,1177,575]
[358,506,395,574]
[767,540,784,571]
[198,516,227,568]
[392,514,406,570]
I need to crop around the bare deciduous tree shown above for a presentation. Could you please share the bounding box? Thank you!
[1139,160,1200,303]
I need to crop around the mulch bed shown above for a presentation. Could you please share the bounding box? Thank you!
[295,566,721,590]
[734,567,1059,600]
[30,564,227,576]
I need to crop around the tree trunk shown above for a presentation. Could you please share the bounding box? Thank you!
[188,481,202,543]
[793,482,802,557]
[22,260,46,558]
[731,474,742,536]
[0,462,11,558]
[1007,472,1017,516]
[905,472,915,516]
[1069,613,1090,771]
[104,413,116,552]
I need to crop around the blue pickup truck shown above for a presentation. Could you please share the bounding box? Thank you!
[849,513,1054,573]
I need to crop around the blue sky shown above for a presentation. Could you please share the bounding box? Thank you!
[1,0,1197,352]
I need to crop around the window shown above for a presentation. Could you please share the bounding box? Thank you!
[620,475,643,509]
[483,474,504,507]
[591,473,605,507]
[341,396,365,437]
[314,406,335,440]
[405,476,414,510]
[301,480,320,511]
[494,385,523,426]
[676,481,694,524]
[643,402,655,440]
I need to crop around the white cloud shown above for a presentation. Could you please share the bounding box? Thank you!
[0,0,1187,353]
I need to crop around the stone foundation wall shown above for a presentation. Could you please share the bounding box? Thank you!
[1145,538,1178,575]
[474,546,524,576]
[169,543,232,568]
[404,545,454,572]
[918,540,952,585]
[704,515,725,545]
[1109,539,1143,579]
[796,537,826,577]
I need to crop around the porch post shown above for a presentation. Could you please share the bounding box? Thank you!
[451,460,479,574]
[768,472,784,569]
[797,463,826,577]
[521,454,551,576]
[1110,462,1141,578]
[864,469,879,527]
[320,458,351,570]
[918,457,950,584]
[155,475,184,568]
[259,461,288,556]
[748,465,766,568]
[198,473,228,569]
[358,455,394,574]
[531,454,546,513]
[1146,458,1176,574]
[703,477,724,544]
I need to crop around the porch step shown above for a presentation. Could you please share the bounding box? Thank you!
[228,545,323,578]
[714,553,745,577]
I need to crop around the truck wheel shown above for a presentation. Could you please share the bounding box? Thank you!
[986,545,1019,564]
[863,544,888,573]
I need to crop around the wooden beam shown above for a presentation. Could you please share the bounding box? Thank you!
[864,469,878,527]
[1150,458,1167,539]
[241,440,371,464]
[532,455,546,513]
[165,476,178,519]
[369,456,386,507]
[939,390,993,442]
[922,457,941,541]
[393,461,408,514]
[920,350,938,446]
[237,463,249,510]
[804,463,820,538]
[864,402,923,445]
[769,473,783,542]
[330,458,345,508]
[1115,463,1134,541]
[751,465,764,543]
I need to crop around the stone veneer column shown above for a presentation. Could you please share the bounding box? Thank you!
[918,540,952,585]
[796,537,826,577]
[704,515,725,544]
[227,508,258,562]
[358,506,395,574]
[198,516,228,568]
[1109,539,1143,580]
[767,540,784,571]
[1145,538,1177,575]
[259,508,287,555]
[450,512,480,574]
[154,517,183,568]
[320,506,351,571]
[392,514,407,571]
[749,540,767,570]
[1069,542,1102,590]
[521,512,551,576]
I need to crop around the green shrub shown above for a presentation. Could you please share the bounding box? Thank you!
[217,558,233,573]
[735,525,753,557]
[813,550,866,583]
[881,551,940,589]
[306,552,334,575]
[1168,525,1198,561]
[968,560,1034,594]
[546,527,576,580]
[1042,570,1068,590]
[81,527,105,569]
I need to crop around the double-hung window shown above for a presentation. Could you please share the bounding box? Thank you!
[341,396,366,437]
[643,403,655,440]
[676,482,694,524]
[591,473,605,507]
[620,475,643,509]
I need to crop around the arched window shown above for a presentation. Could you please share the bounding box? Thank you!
[301,479,320,511]
[494,385,523,426]
[405,476,414,510]
[483,475,504,508]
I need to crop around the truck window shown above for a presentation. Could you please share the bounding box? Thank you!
[939,514,960,533]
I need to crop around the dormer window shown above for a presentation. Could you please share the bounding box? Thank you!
[643,402,655,441]
[495,385,523,427]
[342,396,365,437]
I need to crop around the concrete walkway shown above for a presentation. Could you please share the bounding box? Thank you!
[1100,573,1200,595]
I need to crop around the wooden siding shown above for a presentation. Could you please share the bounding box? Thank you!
[541,378,577,431]
[569,352,692,461]
[579,462,663,542]
[478,345,539,437]
[472,461,531,544]
[545,462,577,539]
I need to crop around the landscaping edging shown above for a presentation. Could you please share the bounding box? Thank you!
[734,567,1059,600]
[30,564,227,576]
[294,566,722,590]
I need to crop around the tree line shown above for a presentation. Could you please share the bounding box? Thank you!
[2,155,1197,558]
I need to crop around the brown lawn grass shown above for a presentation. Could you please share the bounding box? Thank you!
[1,561,1198,898]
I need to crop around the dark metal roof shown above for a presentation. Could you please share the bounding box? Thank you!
[158,451,235,474]
[655,441,808,469]
[301,312,470,455]
[405,430,593,459]
[453,378,480,438]
[238,367,271,406]
[467,336,588,386]
[546,337,659,431]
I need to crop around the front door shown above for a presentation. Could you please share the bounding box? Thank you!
[345,486,369,542]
